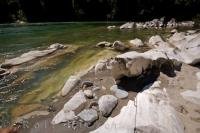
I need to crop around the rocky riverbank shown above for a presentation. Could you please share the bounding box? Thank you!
[9,28,199,133]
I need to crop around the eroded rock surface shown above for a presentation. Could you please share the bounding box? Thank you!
[91,81,184,133]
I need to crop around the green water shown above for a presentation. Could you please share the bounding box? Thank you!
[0,22,170,126]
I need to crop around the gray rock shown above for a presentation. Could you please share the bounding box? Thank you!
[84,89,93,99]
[52,90,87,124]
[48,43,65,49]
[107,26,116,30]
[61,75,81,96]
[96,41,111,48]
[1,44,64,68]
[129,38,144,47]
[112,41,127,51]
[78,109,98,123]
[120,22,134,29]
[98,95,118,117]
[110,85,128,99]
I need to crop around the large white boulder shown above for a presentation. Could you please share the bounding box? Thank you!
[98,95,118,117]
[48,43,65,49]
[91,81,184,133]
[61,75,81,96]
[52,90,86,124]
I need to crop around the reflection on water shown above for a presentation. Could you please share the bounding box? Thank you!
[0,22,169,126]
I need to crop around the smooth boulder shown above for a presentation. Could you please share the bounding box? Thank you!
[52,90,86,124]
[61,75,81,96]
[98,95,118,117]
[129,38,144,47]
[110,85,128,99]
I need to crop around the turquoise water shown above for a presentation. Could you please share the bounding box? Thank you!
[0,22,170,126]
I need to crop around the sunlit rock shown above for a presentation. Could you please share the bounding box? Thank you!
[98,95,118,117]
[61,75,81,96]
[91,81,184,133]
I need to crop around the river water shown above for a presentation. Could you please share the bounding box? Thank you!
[0,22,169,127]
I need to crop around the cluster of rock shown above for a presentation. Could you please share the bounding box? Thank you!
[96,38,145,52]
[96,40,128,51]
[181,72,200,105]
[52,74,129,126]
[91,81,184,133]
[0,43,65,78]
[51,30,200,132]
[119,18,195,29]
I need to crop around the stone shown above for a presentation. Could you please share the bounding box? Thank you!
[98,95,118,117]
[1,43,65,68]
[52,91,87,124]
[96,41,111,48]
[120,22,134,29]
[110,85,128,99]
[84,89,93,99]
[61,75,81,96]
[107,25,116,30]
[171,29,178,34]
[1,49,57,68]
[81,81,93,88]
[78,109,98,123]
[129,38,144,47]
[112,41,127,51]
[51,110,75,125]
[48,43,65,49]
[91,81,184,133]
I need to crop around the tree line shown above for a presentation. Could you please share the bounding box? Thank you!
[0,0,200,23]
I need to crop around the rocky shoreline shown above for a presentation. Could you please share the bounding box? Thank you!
[9,28,199,133]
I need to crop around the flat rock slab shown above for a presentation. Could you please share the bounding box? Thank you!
[78,109,98,123]
[110,85,128,99]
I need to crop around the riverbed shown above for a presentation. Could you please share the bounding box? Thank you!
[0,22,170,127]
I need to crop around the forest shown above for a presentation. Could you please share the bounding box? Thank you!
[0,0,200,23]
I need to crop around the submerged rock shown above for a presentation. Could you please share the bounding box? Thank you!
[91,81,184,133]
[78,109,98,124]
[98,95,118,117]
[96,41,112,48]
[61,75,81,96]
[110,85,128,99]
[52,90,86,124]
[1,44,65,68]
[129,38,144,47]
